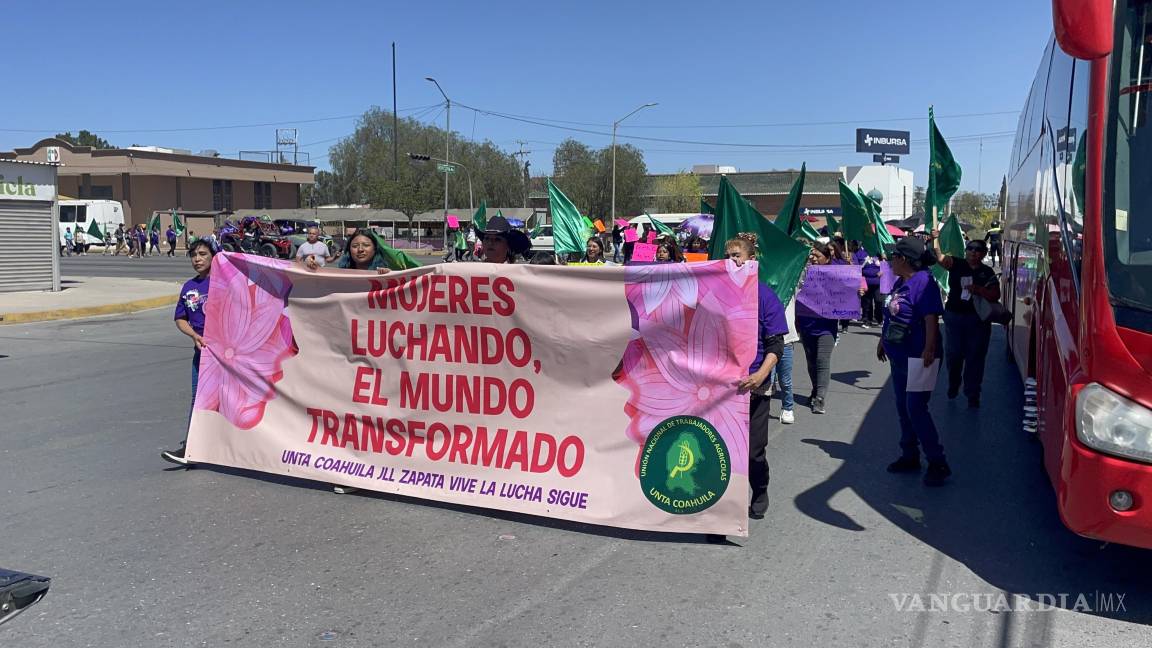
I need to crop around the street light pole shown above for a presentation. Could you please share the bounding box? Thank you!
[426,77,451,248]
[611,102,657,223]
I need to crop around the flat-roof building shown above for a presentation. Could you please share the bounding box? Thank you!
[0,138,314,228]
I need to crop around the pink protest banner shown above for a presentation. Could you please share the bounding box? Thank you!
[446,215,460,228]
[186,253,757,536]
[624,228,639,243]
[631,242,658,262]
[796,264,863,320]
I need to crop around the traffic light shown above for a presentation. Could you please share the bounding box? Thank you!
[408,153,430,161]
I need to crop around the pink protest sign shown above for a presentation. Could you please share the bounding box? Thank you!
[186,253,758,536]
[624,228,639,243]
[614,219,629,227]
[631,242,658,262]
[446,215,460,228]
[646,231,657,244]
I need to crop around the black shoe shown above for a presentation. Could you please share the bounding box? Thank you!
[886,456,921,473]
[160,447,190,466]
[947,385,960,399]
[811,397,826,414]
[923,460,952,486]
[967,396,980,409]
[748,509,766,520]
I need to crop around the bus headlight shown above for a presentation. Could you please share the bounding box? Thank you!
[1076,384,1152,463]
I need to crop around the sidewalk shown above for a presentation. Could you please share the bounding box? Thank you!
[0,276,179,324]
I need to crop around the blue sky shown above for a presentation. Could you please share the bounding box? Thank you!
[5,0,1054,193]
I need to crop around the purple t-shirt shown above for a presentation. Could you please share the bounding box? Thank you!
[882,270,944,358]
[175,275,210,336]
[749,282,789,373]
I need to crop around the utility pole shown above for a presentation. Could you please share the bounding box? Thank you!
[611,103,657,222]
[977,138,983,195]
[426,77,450,248]
[513,140,532,209]
[392,42,399,181]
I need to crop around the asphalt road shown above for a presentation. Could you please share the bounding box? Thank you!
[2,310,1149,647]
[60,252,446,281]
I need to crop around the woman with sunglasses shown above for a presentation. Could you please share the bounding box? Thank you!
[930,230,1000,408]
[877,237,950,486]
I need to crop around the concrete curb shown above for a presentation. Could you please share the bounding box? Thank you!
[0,295,174,325]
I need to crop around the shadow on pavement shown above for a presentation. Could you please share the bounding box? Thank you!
[794,327,1152,623]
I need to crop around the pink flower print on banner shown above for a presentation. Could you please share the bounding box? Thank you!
[614,262,756,475]
[194,253,297,430]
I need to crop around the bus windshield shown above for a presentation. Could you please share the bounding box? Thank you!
[1106,0,1152,329]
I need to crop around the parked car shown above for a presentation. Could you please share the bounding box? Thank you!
[529,225,554,251]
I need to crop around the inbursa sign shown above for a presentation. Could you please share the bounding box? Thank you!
[856,129,910,155]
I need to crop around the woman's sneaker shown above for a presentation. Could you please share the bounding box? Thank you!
[780,409,795,424]
[811,397,826,414]
[160,447,190,466]
[886,456,921,473]
[333,485,360,494]
[923,460,953,487]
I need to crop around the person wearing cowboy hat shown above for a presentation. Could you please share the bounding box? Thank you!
[479,215,532,263]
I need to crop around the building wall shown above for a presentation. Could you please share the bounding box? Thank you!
[840,165,915,221]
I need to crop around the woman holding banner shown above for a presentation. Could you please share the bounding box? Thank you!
[876,237,950,487]
[332,230,394,274]
[479,216,532,264]
[581,237,608,265]
[655,240,684,263]
[726,233,787,519]
[796,242,843,415]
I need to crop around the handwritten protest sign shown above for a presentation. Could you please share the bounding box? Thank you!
[614,219,629,227]
[446,215,460,228]
[624,228,639,243]
[594,220,606,233]
[879,261,896,294]
[796,264,863,320]
[631,242,658,262]
[186,253,757,536]
[684,253,709,263]
[646,231,657,244]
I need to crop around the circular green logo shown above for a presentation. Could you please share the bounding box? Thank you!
[639,416,730,515]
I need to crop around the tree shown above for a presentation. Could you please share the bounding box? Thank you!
[54,130,115,149]
[326,107,525,221]
[549,138,648,219]
[950,190,997,221]
[651,171,702,214]
[912,186,925,218]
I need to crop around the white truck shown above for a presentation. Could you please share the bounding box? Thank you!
[58,199,125,249]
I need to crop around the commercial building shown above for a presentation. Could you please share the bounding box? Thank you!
[0,159,59,292]
[840,164,915,221]
[0,138,314,229]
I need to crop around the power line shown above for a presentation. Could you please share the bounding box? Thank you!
[451,106,1019,130]
[0,103,444,135]
[456,102,1014,149]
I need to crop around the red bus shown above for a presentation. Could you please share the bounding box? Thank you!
[1003,0,1152,549]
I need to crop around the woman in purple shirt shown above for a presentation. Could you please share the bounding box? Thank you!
[796,242,842,414]
[877,237,950,486]
[161,239,216,466]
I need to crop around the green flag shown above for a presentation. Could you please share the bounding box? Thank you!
[86,219,103,239]
[799,220,820,242]
[856,187,885,257]
[646,212,675,237]
[839,181,871,244]
[938,214,966,258]
[172,210,185,236]
[147,212,161,232]
[365,230,422,270]
[472,200,488,231]
[547,180,589,255]
[825,213,841,236]
[926,106,962,230]
[700,198,715,215]
[777,163,807,237]
[870,208,896,255]
[708,175,810,305]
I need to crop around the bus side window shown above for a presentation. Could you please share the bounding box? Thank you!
[76,206,87,223]
[60,205,75,223]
